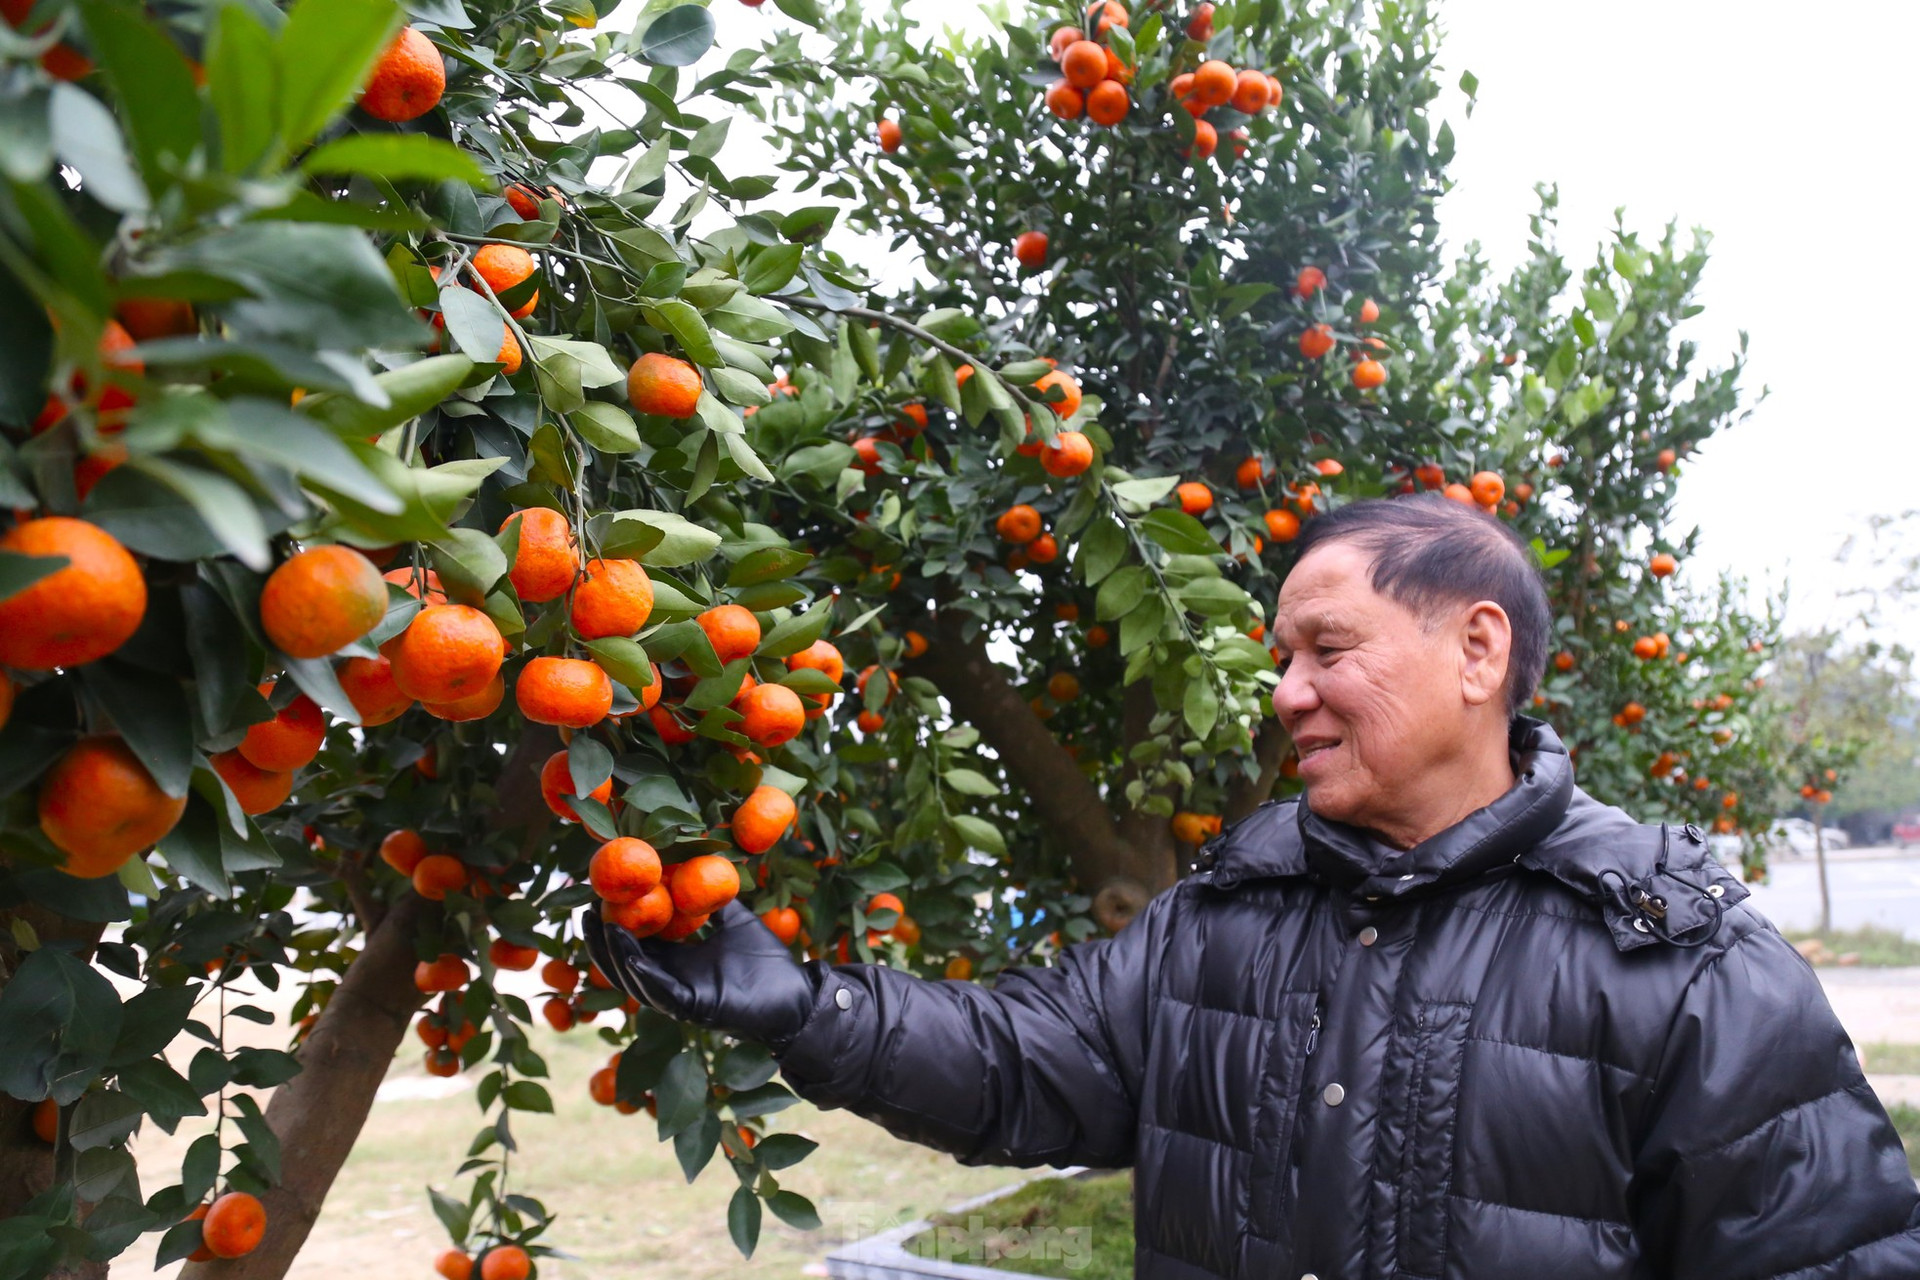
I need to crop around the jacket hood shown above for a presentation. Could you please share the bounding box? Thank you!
[1199,717,1749,952]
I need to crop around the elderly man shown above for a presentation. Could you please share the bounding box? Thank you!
[588,495,1920,1279]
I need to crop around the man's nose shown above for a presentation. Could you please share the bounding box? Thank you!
[1271,660,1317,725]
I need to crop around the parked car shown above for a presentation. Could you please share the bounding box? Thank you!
[1896,816,1920,849]
[1760,818,1851,856]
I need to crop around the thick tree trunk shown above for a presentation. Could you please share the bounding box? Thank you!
[180,893,427,1280]
[912,613,1173,931]
[183,727,557,1279]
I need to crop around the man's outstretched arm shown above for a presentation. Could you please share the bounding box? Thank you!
[587,893,1170,1171]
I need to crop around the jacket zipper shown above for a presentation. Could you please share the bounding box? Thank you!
[1305,1004,1322,1056]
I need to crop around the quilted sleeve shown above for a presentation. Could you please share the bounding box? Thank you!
[1631,922,1920,1277]
[771,887,1172,1170]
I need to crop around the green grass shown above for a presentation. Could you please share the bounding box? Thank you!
[903,1171,1134,1279]
[1889,1105,1920,1177]
[1861,1043,1920,1075]
[1783,925,1920,967]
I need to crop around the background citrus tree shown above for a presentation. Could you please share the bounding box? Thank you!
[0,0,1787,1275]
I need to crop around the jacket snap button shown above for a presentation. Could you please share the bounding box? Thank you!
[1302,1274,1320,1280]
[834,987,853,1010]
[1358,927,1378,947]
[1322,1083,1345,1106]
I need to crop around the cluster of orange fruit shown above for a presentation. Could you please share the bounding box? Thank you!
[1043,2,1138,128]
[1171,811,1223,845]
[1294,270,1390,389]
[1166,55,1282,162]
[434,1242,532,1280]
[585,1050,657,1117]
[589,837,743,939]
[994,502,1061,574]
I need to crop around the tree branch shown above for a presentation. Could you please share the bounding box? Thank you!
[910,611,1164,931]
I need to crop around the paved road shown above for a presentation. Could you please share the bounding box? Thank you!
[1741,845,1920,940]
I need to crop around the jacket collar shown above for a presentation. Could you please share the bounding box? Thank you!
[1293,716,1574,902]
[1199,717,1748,951]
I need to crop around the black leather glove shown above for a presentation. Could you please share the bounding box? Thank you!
[584,899,821,1050]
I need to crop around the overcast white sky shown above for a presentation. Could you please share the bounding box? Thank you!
[678,0,1920,646]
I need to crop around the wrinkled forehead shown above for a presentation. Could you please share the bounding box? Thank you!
[1272,542,1427,642]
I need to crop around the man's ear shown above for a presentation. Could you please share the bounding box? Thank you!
[1459,600,1512,708]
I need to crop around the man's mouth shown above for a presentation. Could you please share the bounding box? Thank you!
[1295,738,1340,762]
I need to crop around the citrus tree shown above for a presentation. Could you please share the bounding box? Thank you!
[0,0,1787,1276]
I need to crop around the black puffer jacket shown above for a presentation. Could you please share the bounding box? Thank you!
[776,720,1920,1278]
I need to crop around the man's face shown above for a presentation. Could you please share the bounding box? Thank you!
[1269,542,1479,837]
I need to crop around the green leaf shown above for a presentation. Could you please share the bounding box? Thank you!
[1096,565,1150,621]
[78,0,203,195]
[584,637,653,689]
[48,83,147,215]
[301,133,487,185]
[502,1081,554,1113]
[1110,475,1179,513]
[742,244,804,296]
[429,528,509,604]
[845,322,880,381]
[728,1185,761,1258]
[726,546,811,587]
[643,299,721,367]
[0,550,67,603]
[1138,509,1220,556]
[1178,577,1248,617]
[1183,677,1220,740]
[571,401,641,454]
[527,336,626,388]
[116,1058,206,1131]
[207,2,278,174]
[439,287,505,365]
[77,661,195,798]
[0,267,54,426]
[1078,516,1126,586]
[766,1189,821,1230]
[758,597,832,658]
[636,4,715,66]
[948,814,1005,858]
[124,457,272,570]
[69,1089,142,1150]
[296,354,473,438]
[191,396,405,514]
[753,1133,817,1172]
[277,0,403,151]
[942,768,997,797]
[158,222,420,350]
[604,509,720,567]
[0,947,123,1106]
[710,366,771,407]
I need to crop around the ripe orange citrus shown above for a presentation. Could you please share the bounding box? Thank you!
[384,566,448,604]
[1352,358,1387,389]
[571,558,654,640]
[627,352,702,418]
[260,545,386,660]
[785,639,845,685]
[1191,59,1236,106]
[424,1046,462,1076]
[538,750,614,821]
[1048,672,1080,702]
[542,957,580,993]
[1060,40,1106,89]
[1441,482,1474,506]
[422,672,505,723]
[1032,369,1082,419]
[480,1244,531,1280]
[607,882,674,935]
[1041,431,1094,478]
[590,836,662,904]
[697,603,761,663]
[1014,230,1050,268]
[504,184,541,219]
[1231,69,1269,113]
[733,785,796,854]
[1650,552,1677,578]
[436,1249,474,1280]
[1187,119,1218,160]
[1044,81,1084,119]
[515,656,613,728]
[238,683,325,772]
[380,829,429,876]
[877,118,902,151]
[904,629,930,656]
[1295,265,1327,297]
[1469,471,1504,507]
[359,27,444,122]
[1171,811,1210,844]
[1263,509,1301,542]
[489,938,540,970]
[388,605,506,702]
[1086,79,1129,125]
[211,750,294,815]
[411,853,468,900]
[1359,298,1381,324]
[202,1191,267,1259]
[414,954,468,993]
[855,709,884,733]
[667,854,741,917]
[470,244,538,318]
[1176,481,1213,515]
[115,296,196,342]
[648,704,697,744]
[1235,457,1269,489]
[37,737,184,877]
[31,1099,57,1144]
[995,504,1043,544]
[1298,324,1335,359]
[0,517,146,670]
[761,906,801,945]
[338,655,413,726]
[737,682,805,746]
[1048,25,1080,59]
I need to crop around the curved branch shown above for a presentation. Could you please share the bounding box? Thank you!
[910,612,1163,932]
